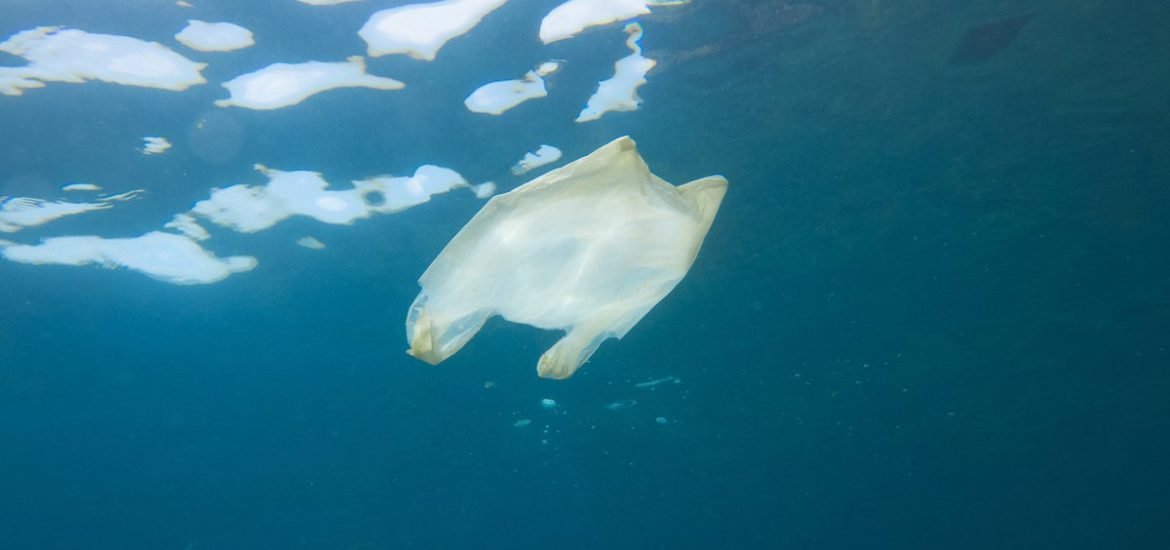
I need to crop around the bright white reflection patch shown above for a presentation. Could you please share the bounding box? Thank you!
[577,23,655,122]
[0,27,206,96]
[540,0,648,44]
[215,56,403,110]
[190,164,470,233]
[1,231,257,285]
[175,20,255,52]
[511,145,563,175]
[299,0,364,4]
[164,213,211,241]
[359,0,507,61]
[297,236,327,250]
[472,182,497,198]
[62,183,102,192]
[353,165,474,213]
[0,190,143,233]
[465,61,559,115]
[141,136,172,155]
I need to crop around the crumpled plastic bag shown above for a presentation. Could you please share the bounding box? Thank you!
[406,136,727,378]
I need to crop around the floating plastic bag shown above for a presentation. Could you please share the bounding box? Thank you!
[405,136,727,379]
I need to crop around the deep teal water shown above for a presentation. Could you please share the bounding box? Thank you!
[1,1,1168,548]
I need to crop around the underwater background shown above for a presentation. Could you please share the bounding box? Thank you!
[1,0,1168,548]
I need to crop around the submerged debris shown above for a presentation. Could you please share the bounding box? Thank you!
[605,399,638,410]
[635,376,680,388]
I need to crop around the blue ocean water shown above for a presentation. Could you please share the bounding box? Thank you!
[1,1,1168,548]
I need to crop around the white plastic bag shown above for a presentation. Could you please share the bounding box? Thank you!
[406,136,727,378]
